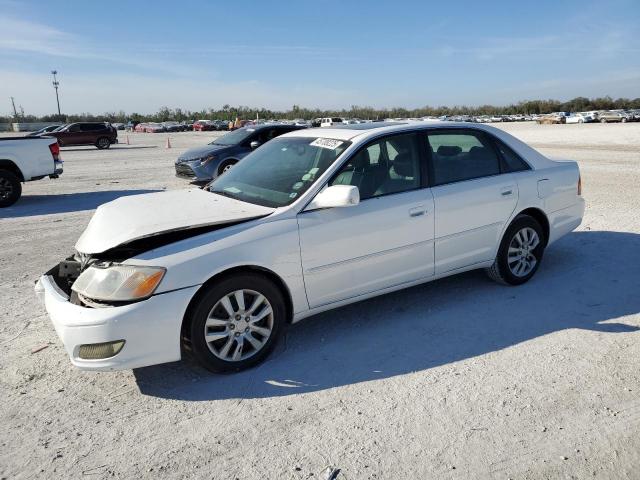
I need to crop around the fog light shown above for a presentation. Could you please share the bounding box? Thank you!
[78,340,125,360]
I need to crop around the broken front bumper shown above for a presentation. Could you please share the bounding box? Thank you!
[35,274,199,371]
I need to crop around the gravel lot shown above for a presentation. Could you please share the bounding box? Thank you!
[1,123,639,479]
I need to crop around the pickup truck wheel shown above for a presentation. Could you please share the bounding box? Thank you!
[486,215,545,286]
[0,170,22,207]
[96,137,111,149]
[188,273,286,373]
[217,160,237,176]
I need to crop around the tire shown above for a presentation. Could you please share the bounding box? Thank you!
[486,215,546,286]
[0,169,22,208]
[217,159,237,176]
[621,118,627,123]
[96,137,111,149]
[600,118,607,123]
[187,273,286,373]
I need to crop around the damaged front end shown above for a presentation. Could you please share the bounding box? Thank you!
[41,220,250,308]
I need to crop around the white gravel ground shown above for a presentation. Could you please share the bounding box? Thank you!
[1,123,639,479]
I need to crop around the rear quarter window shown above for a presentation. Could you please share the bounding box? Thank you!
[494,140,531,172]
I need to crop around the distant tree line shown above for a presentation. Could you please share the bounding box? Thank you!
[3,96,639,124]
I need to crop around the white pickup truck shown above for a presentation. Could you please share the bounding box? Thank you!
[0,137,63,207]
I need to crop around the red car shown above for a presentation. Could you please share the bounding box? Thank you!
[144,123,166,133]
[193,120,215,132]
[134,123,148,132]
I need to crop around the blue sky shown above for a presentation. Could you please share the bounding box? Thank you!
[1,0,639,115]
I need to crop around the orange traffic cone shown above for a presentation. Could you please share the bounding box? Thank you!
[166,137,172,149]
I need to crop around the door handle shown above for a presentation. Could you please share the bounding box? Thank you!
[501,186,515,197]
[409,206,426,217]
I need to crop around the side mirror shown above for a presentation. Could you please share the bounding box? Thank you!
[306,185,360,211]
[250,140,261,149]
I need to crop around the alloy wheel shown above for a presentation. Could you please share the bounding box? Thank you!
[0,177,13,200]
[204,289,274,362]
[507,227,540,277]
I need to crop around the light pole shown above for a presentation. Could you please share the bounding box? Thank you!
[51,70,61,116]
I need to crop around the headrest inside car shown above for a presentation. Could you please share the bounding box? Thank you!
[437,145,462,156]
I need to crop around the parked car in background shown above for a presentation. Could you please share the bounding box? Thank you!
[0,136,63,207]
[320,117,344,127]
[43,122,118,149]
[193,120,215,132]
[37,121,584,372]
[134,123,147,133]
[162,121,183,132]
[175,124,307,182]
[27,125,61,137]
[537,114,566,125]
[566,113,595,124]
[144,123,166,133]
[111,123,125,130]
[597,111,626,123]
[213,120,229,131]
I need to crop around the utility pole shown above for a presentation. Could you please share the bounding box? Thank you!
[10,97,18,117]
[51,70,61,115]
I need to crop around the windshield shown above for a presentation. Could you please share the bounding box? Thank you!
[210,127,255,146]
[208,136,350,207]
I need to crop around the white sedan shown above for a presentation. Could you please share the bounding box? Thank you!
[36,122,584,373]
[566,113,594,124]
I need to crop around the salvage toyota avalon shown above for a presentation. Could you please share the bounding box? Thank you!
[36,122,584,373]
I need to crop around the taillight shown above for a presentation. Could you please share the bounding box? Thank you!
[577,174,582,195]
[49,142,60,161]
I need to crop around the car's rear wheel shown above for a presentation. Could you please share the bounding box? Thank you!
[486,215,545,286]
[187,273,286,373]
[96,137,111,149]
[0,169,22,208]
[217,160,237,176]
[600,118,607,123]
[621,117,627,123]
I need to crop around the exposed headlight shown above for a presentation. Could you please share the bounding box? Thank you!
[200,154,216,165]
[72,264,166,302]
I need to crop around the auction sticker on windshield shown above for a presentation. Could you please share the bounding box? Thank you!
[310,138,344,150]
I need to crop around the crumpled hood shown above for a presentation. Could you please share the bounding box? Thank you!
[75,189,275,254]
[177,144,230,162]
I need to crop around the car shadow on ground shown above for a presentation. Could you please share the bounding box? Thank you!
[0,190,160,218]
[134,230,640,400]
[59,145,158,152]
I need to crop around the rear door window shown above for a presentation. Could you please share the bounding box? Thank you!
[426,130,501,185]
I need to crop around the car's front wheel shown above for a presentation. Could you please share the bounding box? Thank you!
[187,273,286,372]
[217,160,237,176]
[486,215,545,286]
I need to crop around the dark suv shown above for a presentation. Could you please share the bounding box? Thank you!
[43,122,118,149]
[175,124,307,182]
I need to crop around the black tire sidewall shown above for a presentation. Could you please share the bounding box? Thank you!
[96,137,111,149]
[217,160,236,176]
[188,273,286,373]
[0,170,21,207]
[496,215,545,285]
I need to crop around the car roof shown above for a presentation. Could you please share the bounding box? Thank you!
[281,121,478,141]
[280,121,556,169]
